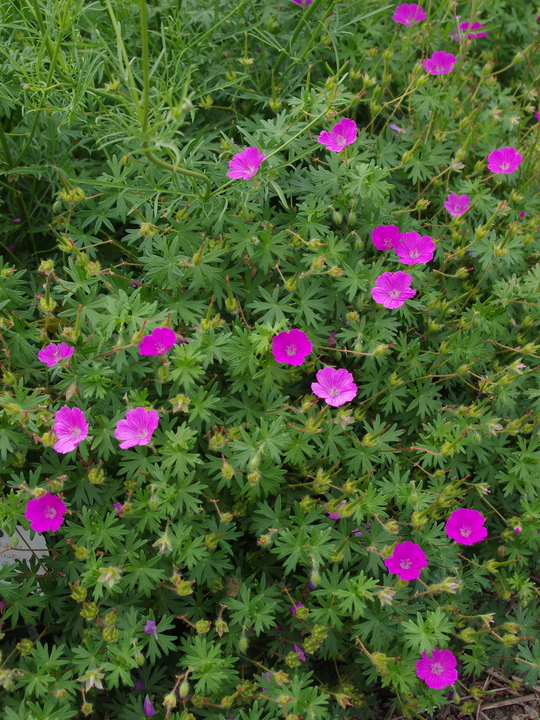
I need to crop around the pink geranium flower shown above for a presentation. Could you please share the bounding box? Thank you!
[311,367,357,407]
[271,329,312,366]
[371,271,416,309]
[143,695,156,717]
[384,541,428,581]
[392,3,426,25]
[25,492,67,533]
[451,22,487,40]
[445,508,488,545]
[114,407,159,449]
[487,147,522,174]
[139,327,177,356]
[53,406,89,454]
[395,232,435,265]
[444,194,471,217]
[291,0,312,4]
[227,147,265,180]
[371,224,401,251]
[423,51,457,75]
[37,342,74,368]
[416,648,458,689]
[317,118,357,152]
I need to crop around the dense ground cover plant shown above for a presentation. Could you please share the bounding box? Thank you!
[1,0,540,718]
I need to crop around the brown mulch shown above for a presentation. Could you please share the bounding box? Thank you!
[382,669,540,720]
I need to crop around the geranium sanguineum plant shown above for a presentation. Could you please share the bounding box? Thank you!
[384,541,428,581]
[139,327,177,356]
[445,509,488,544]
[311,367,357,406]
[317,118,357,152]
[271,328,312,365]
[394,232,435,265]
[487,147,522,174]
[114,407,159,449]
[25,492,67,532]
[53,407,89,453]
[371,271,417,308]
[371,224,401,251]
[444,193,471,217]
[392,3,426,25]
[227,147,265,179]
[37,342,74,367]
[451,22,487,40]
[416,648,458,689]
[423,51,457,75]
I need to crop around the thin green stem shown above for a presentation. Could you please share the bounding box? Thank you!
[139,0,150,138]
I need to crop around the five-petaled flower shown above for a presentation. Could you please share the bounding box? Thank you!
[114,407,159,450]
[444,193,471,217]
[445,508,488,545]
[25,492,67,533]
[371,271,417,309]
[384,541,428,581]
[395,231,436,265]
[416,648,458,689]
[311,367,358,407]
[371,224,401,251]
[53,406,89,454]
[271,328,312,365]
[392,3,426,25]
[423,51,457,75]
[227,147,265,180]
[144,619,158,638]
[317,118,357,152]
[139,327,177,356]
[487,147,522,174]
[37,342,74,367]
[451,21,487,40]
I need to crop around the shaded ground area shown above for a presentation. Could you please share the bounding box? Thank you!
[380,670,539,720]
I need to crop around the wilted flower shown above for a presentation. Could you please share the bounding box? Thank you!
[289,601,304,614]
[384,541,428,581]
[394,231,435,265]
[53,406,89,454]
[271,328,312,365]
[392,3,426,25]
[37,342,74,367]
[451,21,487,40]
[327,500,347,519]
[416,648,458,689]
[78,668,105,691]
[293,644,306,661]
[143,695,157,717]
[113,502,124,517]
[444,193,471,217]
[317,118,357,152]
[114,407,159,449]
[371,224,400,251]
[311,367,358,407]
[487,147,522,174]
[139,327,177,356]
[445,508,488,545]
[227,147,265,179]
[371,271,416,309]
[423,51,457,75]
[25,492,67,533]
[144,620,158,639]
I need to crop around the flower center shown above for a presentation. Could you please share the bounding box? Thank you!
[286,344,297,356]
[383,238,393,247]
[500,163,509,171]
[460,524,472,537]
[430,662,444,675]
[335,135,346,146]
[155,343,165,353]
[71,426,81,437]
[400,559,412,569]
[389,290,401,299]
[328,386,341,397]
[45,507,57,519]
[408,250,419,258]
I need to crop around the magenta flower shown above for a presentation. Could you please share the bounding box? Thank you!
[423,51,457,75]
[392,3,426,25]
[113,502,124,517]
[487,147,522,174]
[144,619,158,638]
[139,327,177,356]
[327,500,347,519]
[37,342,74,367]
[444,193,471,217]
[227,147,265,180]
[53,406,89,454]
[371,271,416,309]
[311,367,357,407]
[291,0,312,4]
[25,492,67,533]
[371,224,401,251]
[384,541,428,581]
[445,508,487,545]
[394,231,435,265]
[535,110,540,122]
[271,328,312,366]
[143,695,156,717]
[293,644,306,662]
[289,601,304,614]
[416,648,458,689]
[451,22,487,40]
[134,679,145,690]
[114,407,159,450]
[317,118,357,152]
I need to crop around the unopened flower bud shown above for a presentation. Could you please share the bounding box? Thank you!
[195,620,211,634]
[140,223,158,237]
[88,467,105,485]
[215,619,229,637]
